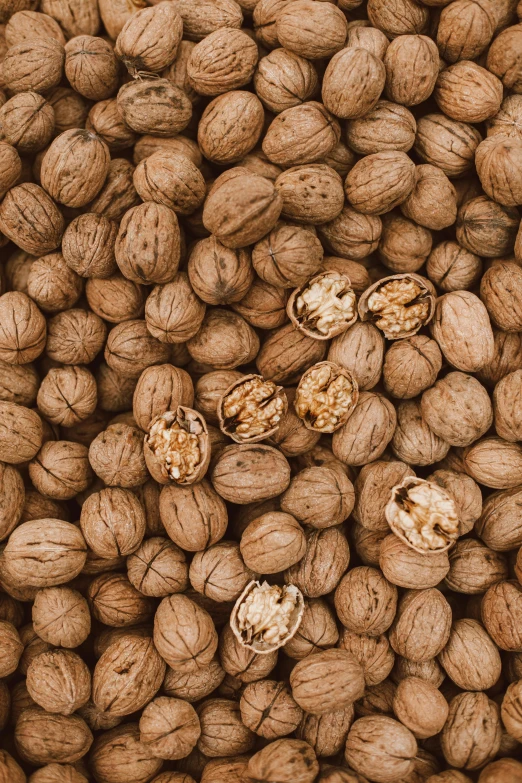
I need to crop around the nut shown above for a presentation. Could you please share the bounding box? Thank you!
[218,374,286,444]
[231,581,304,654]
[115,2,183,76]
[430,290,495,373]
[359,274,435,340]
[144,407,210,487]
[345,150,416,215]
[294,361,358,434]
[345,715,417,783]
[288,272,357,340]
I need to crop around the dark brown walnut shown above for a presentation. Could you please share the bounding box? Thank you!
[494,369,522,442]
[203,169,282,249]
[0,183,64,256]
[211,443,291,504]
[487,23,522,92]
[40,129,109,208]
[384,35,439,107]
[345,151,416,215]
[335,566,397,637]
[290,648,365,715]
[322,47,385,120]
[240,680,302,739]
[26,648,91,715]
[133,152,205,215]
[441,692,501,771]
[254,48,318,114]
[383,335,442,399]
[115,2,182,76]
[64,35,119,101]
[32,586,90,648]
[437,0,497,62]
[88,423,148,488]
[218,374,286,444]
[189,540,254,602]
[0,401,43,464]
[367,0,429,37]
[248,739,319,783]
[0,291,46,365]
[15,709,93,766]
[345,715,417,783]
[392,677,448,740]
[379,533,450,590]
[198,91,264,166]
[154,593,218,672]
[86,98,138,151]
[353,460,414,533]
[401,165,457,231]
[29,440,92,501]
[144,407,209,487]
[88,157,141,222]
[62,213,118,279]
[438,618,501,691]
[159,479,228,551]
[188,236,254,306]
[2,37,64,93]
[145,276,206,345]
[275,165,345,225]
[445,539,507,594]
[105,319,170,377]
[187,28,258,96]
[187,308,259,369]
[281,464,354,528]
[0,142,22,198]
[27,252,82,314]
[37,366,97,427]
[240,511,306,573]
[339,630,395,687]
[346,101,416,155]
[482,580,522,651]
[481,261,522,332]
[128,536,188,597]
[328,321,384,391]
[0,92,54,154]
[421,371,493,448]
[359,273,435,340]
[430,291,495,373]
[285,526,350,598]
[457,196,519,258]
[117,78,192,137]
[262,102,341,167]
[115,202,180,286]
[133,364,194,433]
[414,113,482,178]
[378,213,433,274]
[88,572,155,628]
[252,222,324,289]
[426,240,482,293]
[435,61,503,123]
[46,308,107,365]
[80,487,145,559]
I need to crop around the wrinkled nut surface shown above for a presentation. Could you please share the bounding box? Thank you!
[288,271,357,340]
[294,361,359,434]
[359,274,435,340]
[231,580,304,654]
[144,407,210,486]
[386,476,459,554]
[218,374,286,444]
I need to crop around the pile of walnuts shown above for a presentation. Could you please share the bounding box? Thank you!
[1,0,522,781]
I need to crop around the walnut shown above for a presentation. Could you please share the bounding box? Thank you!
[0,620,23,676]
[90,723,162,783]
[276,165,345,225]
[378,213,433,274]
[482,580,522,651]
[87,98,138,151]
[294,362,358,434]
[240,680,302,739]
[36,366,96,427]
[430,291,495,372]
[263,101,340,167]
[115,202,180,287]
[441,692,501,771]
[0,751,24,783]
[188,236,254,306]
[252,222,323,288]
[154,593,218,672]
[0,182,64,256]
[248,739,318,783]
[159,478,227,551]
[0,400,42,463]
[359,274,435,339]
[481,261,522,332]
[88,423,148,488]
[5,9,66,46]
[218,374,286,444]
[487,24,522,91]
[62,213,118,279]
[21,491,69,524]
[345,715,417,783]
[392,677,448,740]
[80,487,145,559]
[29,439,92,501]
[40,129,110,208]
[133,152,205,215]
[421,371,493,448]
[26,648,90,715]
[328,321,384,392]
[353,460,414,533]
[345,23,389,58]
[386,35,440,108]
[290,648,364,715]
[346,101,416,156]
[32,586,90,648]
[15,709,93,766]
[46,308,107,366]
[144,407,209,487]
[40,0,100,37]
[2,37,64,93]
[400,165,457,232]
[117,78,192,137]
[0,91,54,154]
[139,696,200,761]
[383,335,442,400]
[240,511,306,573]
[283,597,338,661]
[494,369,522,443]
[276,0,346,59]
[198,91,264,166]
[89,157,140,222]
[0,462,23,541]
[254,48,318,114]
[457,196,519,258]
[438,618,501,691]
[367,0,429,37]
[219,620,278,682]
[128,536,186,597]
[46,85,90,134]
[164,658,225,703]
[203,169,282,248]
[426,240,482,293]
[285,526,350,598]
[345,151,416,215]
[501,680,522,742]
[379,533,450,590]
[0,141,21,199]
[464,436,522,489]
[414,113,482,177]
[145,278,206,347]
[198,698,255,757]
[90,362,132,414]
[105,319,170,377]
[478,760,522,783]
[322,47,385,119]
[281,464,354,529]
[168,0,243,42]
[339,630,395,687]
[188,28,257,96]
[298,707,354,758]
[229,581,303,655]
[133,365,193,434]
[435,61,503,123]
[26,251,82,314]
[332,391,396,466]
[479,327,522,386]
[288,272,357,341]
[115,2,182,76]
[88,572,155,628]
[64,35,118,101]
[335,566,397,637]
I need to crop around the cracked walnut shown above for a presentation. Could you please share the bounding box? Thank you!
[219,375,286,443]
[289,271,357,339]
[231,580,304,653]
[144,407,210,486]
[294,361,358,433]
[360,275,435,339]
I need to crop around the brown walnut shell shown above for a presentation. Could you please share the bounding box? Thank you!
[144,407,210,487]
[288,272,357,340]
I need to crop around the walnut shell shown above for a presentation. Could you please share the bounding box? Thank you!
[26,648,91,715]
[481,260,522,332]
[256,322,327,385]
[457,196,519,258]
[378,212,433,274]
[254,48,318,114]
[115,2,182,76]
[115,202,180,285]
[285,526,350,598]
[276,0,347,59]
[383,335,442,400]
[247,739,318,783]
[88,423,148,488]
[464,436,522,489]
[430,291,495,372]
[328,321,384,391]
[154,593,218,672]
[133,152,205,215]
[40,129,110,208]
[345,151,416,215]
[188,236,254,306]
[46,308,107,365]
[90,723,162,783]
[37,365,97,427]
[345,715,417,783]
[379,533,450,590]
[346,100,416,155]
[117,78,192,137]
[5,10,66,47]
[87,98,138,151]
[62,213,118,279]
[322,47,385,119]
[2,37,64,93]
[29,440,93,500]
[426,240,482,293]
[438,618,501,691]
[80,487,145,558]
[335,566,397,637]
[188,28,258,96]
[105,319,170,377]
[0,182,64,255]
[262,101,340,167]
[437,0,497,62]
[291,648,365,715]
[275,165,345,225]
[89,157,140,221]
[393,677,448,740]
[65,34,119,100]
[400,164,457,231]
[281,464,354,528]
[159,478,227,551]
[440,692,501,771]
[421,371,493,447]
[15,709,93,766]
[198,91,264,165]
[414,113,482,177]
[367,0,429,38]
[384,34,439,106]
[144,407,210,487]
[252,222,324,288]
[0,91,54,154]
[435,61,503,123]
[32,586,90,648]
[211,443,291,504]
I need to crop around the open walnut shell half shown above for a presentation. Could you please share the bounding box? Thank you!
[386,476,459,555]
[358,273,436,340]
[231,580,305,654]
[294,361,359,434]
[144,406,210,486]
[287,271,357,340]
[217,374,288,444]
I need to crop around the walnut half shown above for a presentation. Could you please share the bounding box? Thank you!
[144,406,210,486]
[359,273,435,340]
[288,271,357,340]
[218,374,287,444]
[231,580,304,654]
[294,361,358,433]
[386,476,459,554]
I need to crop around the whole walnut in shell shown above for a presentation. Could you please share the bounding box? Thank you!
[32,586,90,648]
[252,222,323,288]
[290,648,365,715]
[15,709,93,766]
[115,202,180,285]
[437,0,497,62]
[400,164,457,231]
[254,48,318,114]
[441,692,501,770]
[117,78,192,137]
[345,151,416,215]
[322,47,385,120]
[3,37,64,94]
[26,648,91,715]
[481,261,522,333]
[188,236,254,306]
[0,183,64,256]
[115,2,182,76]
[40,129,110,208]
[276,0,347,59]
[198,91,264,165]
[414,113,482,177]
[188,28,258,96]
[0,91,54,154]
[263,102,340,167]
[62,213,118,279]
[345,715,417,783]
[154,593,218,672]
[346,100,416,155]
[385,34,439,107]
[426,240,482,293]
[430,291,495,373]
[421,371,493,447]
[65,35,119,101]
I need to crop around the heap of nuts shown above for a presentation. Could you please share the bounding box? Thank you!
[1,0,522,781]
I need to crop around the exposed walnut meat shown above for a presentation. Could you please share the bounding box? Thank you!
[144,407,210,486]
[218,374,287,444]
[288,271,357,340]
[294,361,358,434]
[231,580,304,654]
[386,476,459,554]
[359,274,435,340]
